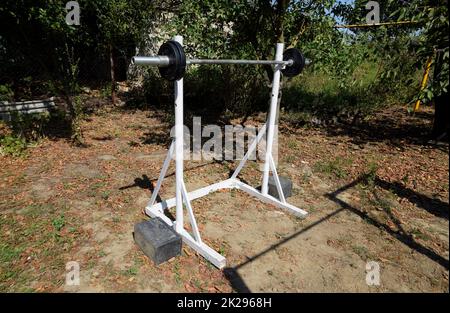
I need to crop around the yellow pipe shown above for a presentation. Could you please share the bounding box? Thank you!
[414,55,434,112]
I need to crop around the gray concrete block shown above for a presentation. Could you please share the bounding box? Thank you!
[268,175,292,199]
[134,217,182,265]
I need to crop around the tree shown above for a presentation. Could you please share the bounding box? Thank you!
[0,0,85,141]
[0,0,158,142]
[332,0,448,136]
[391,0,449,139]
[144,0,336,119]
[87,0,156,104]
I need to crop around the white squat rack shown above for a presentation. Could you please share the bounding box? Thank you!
[144,36,308,269]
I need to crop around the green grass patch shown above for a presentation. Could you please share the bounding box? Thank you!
[173,261,182,285]
[52,214,65,232]
[101,191,111,200]
[362,161,379,188]
[0,204,85,292]
[351,245,372,261]
[369,196,393,214]
[0,243,23,263]
[313,156,352,179]
[123,266,138,276]
[287,138,298,149]
[87,181,107,197]
[410,228,431,241]
[0,135,28,157]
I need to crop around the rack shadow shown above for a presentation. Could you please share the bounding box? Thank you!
[222,174,449,292]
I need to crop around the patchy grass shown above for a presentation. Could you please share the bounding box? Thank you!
[0,104,447,292]
[287,138,298,149]
[123,266,138,277]
[410,228,431,241]
[52,214,66,232]
[351,245,373,261]
[173,261,182,285]
[369,196,393,213]
[0,203,87,292]
[313,156,352,179]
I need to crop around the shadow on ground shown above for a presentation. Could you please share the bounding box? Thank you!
[323,109,448,149]
[374,176,448,220]
[222,174,449,292]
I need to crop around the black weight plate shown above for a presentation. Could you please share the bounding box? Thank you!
[158,40,186,81]
[281,48,305,77]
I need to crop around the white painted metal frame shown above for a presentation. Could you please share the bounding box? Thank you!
[145,36,308,269]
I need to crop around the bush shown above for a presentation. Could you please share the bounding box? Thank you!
[0,111,54,157]
[8,112,51,142]
[282,56,420,123]
[141,65,269,123]
[283,69,378,121]
[0,84,14,102]
[0,135,28,157]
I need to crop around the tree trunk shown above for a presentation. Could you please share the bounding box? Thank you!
[275,0,289,43]
[432,92,449,140]
[109,43,116,105]
[430,50,448,141]
[273,0,289,130]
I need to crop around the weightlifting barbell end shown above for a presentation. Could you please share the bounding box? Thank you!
[131,56,170,66]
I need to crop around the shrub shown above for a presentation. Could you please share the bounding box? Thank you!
[0,135,28,157]
[8,112,51,142]
[0,84,14,102]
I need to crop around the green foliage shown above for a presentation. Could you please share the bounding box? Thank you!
[366,161,379,184]
[90,0,156,46]
[144,1,337,118]
[70,106,84,145]
[0,0,157,135]
[0,111,54,157]
[0,243,23,263]
[52,214,66,232]
[1,0,447,127]
[7,112,51,141]
[0,134,27,157]
[100,83,113,99]
[283,59,393,119]
[398,0,449,102]
[313,157,351,179]
[164,0,331,59]
[123,266,138,276]
[352,0,449,104]
[330,0,448,110]
[146,0,438,119]
[0,84,14,101]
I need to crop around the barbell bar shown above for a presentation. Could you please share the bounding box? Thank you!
[131,56,292,66]
[131,40,308,81]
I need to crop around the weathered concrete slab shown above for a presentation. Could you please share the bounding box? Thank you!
[268,175,292,199]
[134,218,182,265]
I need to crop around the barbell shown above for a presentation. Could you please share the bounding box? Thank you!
[131,40,307,81]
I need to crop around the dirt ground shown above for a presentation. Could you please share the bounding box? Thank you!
[0,104,448,292]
